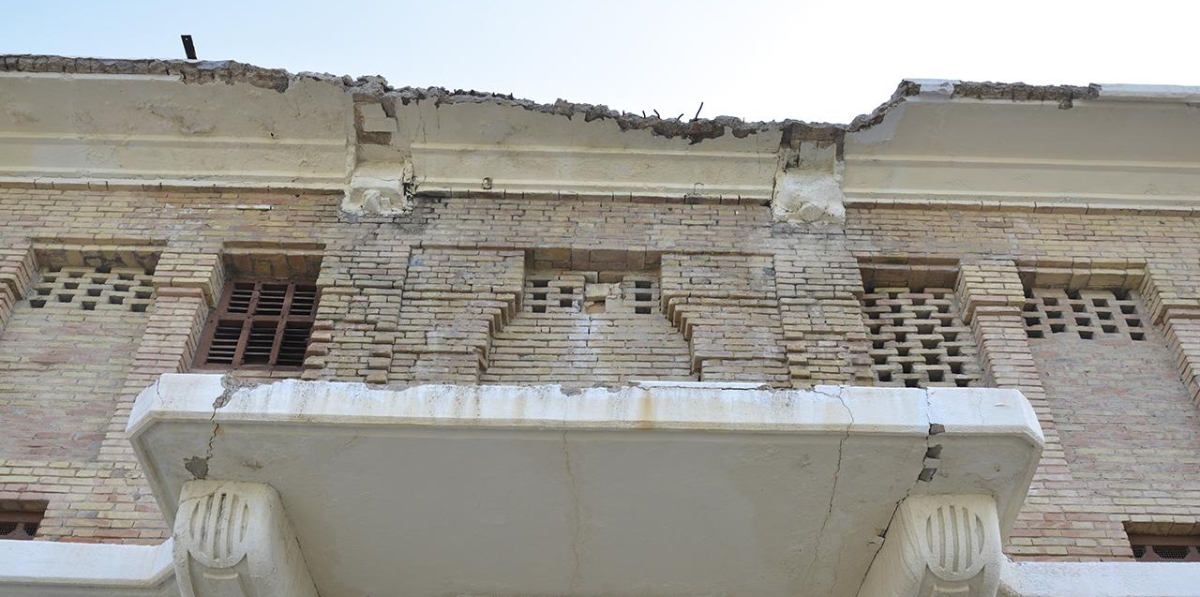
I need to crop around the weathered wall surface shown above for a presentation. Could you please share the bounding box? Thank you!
[0,185,1199,564]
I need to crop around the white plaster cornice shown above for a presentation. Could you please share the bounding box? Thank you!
[0,72,355,192]
[843,93,1200,211]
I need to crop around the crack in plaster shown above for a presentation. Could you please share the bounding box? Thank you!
[799,386,854,589]
[852,388,940,597]
[185,375,244,480]
[561,428,584,589]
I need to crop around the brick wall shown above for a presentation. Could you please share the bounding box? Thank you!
[1,185,1200,560]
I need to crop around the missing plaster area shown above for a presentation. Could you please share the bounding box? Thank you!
[859,260,982,389]
[482,249,694,385]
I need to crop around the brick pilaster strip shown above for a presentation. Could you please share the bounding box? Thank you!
[0,241,35,332]
[956,259,1100,559]
[1143,262,1200,406]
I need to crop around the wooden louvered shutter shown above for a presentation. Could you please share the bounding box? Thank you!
[197,281,318,369]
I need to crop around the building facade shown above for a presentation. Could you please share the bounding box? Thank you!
[0,56,1199,596]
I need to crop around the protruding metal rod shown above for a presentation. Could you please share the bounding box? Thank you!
[181,35,197,60]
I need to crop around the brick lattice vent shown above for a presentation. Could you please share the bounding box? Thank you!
[28,266,154,313]
[1022,289,1147,341]
[1128,535,1200,562]
[861,287,983,388]
[0,501,46,541]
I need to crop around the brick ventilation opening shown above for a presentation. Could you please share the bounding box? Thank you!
[522,273,662,316]
[525,274,584,314]
[861,287,982,388]
[0,502,46,541]
[29,266,154,313]
[197,281,318,369]
[1022,289,1146,341]
[1128,535,1200,562]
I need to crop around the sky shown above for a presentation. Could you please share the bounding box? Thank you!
[2,1,1196,124]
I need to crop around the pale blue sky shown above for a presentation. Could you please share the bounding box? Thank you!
[3,1,1195,123]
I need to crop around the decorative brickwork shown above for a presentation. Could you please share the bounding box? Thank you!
[1026,286,1200,558]
[29,267,154,313]
[776,248,872,387]
[1022,289,1147,341]
[483,269,694,384]
[661,253,789,386]
[392,247,524,384]
[861,287,982,388]
[1,183,1200,560]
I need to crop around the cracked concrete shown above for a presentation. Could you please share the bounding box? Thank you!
[185,374,253,480]
[561,429,583,589]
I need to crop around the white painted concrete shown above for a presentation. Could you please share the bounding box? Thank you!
[0,73,353,189]
[0,539,176,596]
[860,495,1004,597]
[174,481,317,597]
[843,92,1200,210]
[1000,560,1200,597]
[126,376,1042,597]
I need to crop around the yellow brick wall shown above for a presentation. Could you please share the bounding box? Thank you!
[2,186,1200,561]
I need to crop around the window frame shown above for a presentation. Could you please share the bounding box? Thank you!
[194,279,319,370]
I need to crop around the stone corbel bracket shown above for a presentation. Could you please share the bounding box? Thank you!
[341,161,415,217]
[858,494,1004,597]
[174,480,318,597]
[772,141,846,225]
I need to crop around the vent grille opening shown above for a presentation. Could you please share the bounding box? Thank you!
[0,503,46,541]
[1128,534,1200,562]
[861,287,982,388]
[197,280,319,369]
[1023,289,1146,341]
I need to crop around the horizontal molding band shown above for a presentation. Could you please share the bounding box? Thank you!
[413,142,780,161]
[418,176,772,199]
[0,131,349,149]
[845,154,1200,174]
[0,175,345,193]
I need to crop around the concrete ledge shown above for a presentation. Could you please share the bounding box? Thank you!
[1001,560,1200,597]
[0,539,176,596]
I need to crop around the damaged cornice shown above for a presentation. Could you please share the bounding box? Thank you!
[2,54,1131,145]
[4,54,1200,214]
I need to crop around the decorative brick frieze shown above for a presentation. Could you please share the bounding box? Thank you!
[483,266,694,385]
[391,247,523,384]
[661,253,789,386]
